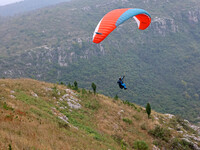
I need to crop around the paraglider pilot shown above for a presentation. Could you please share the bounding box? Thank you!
[117,76,127,90]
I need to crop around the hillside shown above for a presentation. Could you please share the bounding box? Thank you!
[0,0,200,123]
[0,78,200,149]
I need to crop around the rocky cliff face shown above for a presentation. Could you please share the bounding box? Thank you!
[188,8,200,24]
[0,41,104,79]
[151,17,178,36]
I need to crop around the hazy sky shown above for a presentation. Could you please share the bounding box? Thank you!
[0,0,24,6]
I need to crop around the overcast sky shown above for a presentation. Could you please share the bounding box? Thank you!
[0,0,24,6]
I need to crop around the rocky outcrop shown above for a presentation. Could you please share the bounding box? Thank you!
[187,8,200,24]
[0,40,104,79]
[150,17,178,36]
[60,89,81,110]
[52,88,81,127]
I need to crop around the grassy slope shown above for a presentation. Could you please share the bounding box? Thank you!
[0,79,199,149]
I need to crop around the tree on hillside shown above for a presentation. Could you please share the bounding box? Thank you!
[74,81,78,90]
[8,144,12,150]
[146,103,151,119]
[91,82,96,94]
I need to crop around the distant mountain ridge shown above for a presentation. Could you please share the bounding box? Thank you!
[0,0,71,16]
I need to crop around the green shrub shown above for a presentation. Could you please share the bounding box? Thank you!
[133,140,149,150]
[176,116,196,134]
[3,102,9,110]
[85,100,100,110]
[123,100,137,109]
[81,88,87,95]
[133,115,140,121]
[123,118,132,124]
[67,83,72,88]
[58,121,69,129]
[84,126,103,141]
[112,134,123,144]
[114,94,118,100]
[148,125,171,142]
[52,85,59,98]
[169,118,178,129]
[121,140,127,150]
[141,123,147,130]
[111,135,127,150]
[153,140,159,146]
[170,138,194,150]
[3,102,13,111]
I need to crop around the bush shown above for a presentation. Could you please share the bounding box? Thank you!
[3,102,13,111]
[133,140,149,150]
[58,121,69,129]
[148,125,171,142]
[112,134,127,149]
[141,123,147,130]
[82,88,87,95]
[176,116,196,134]
[3,102,9,110]
[52,85,59,98]
[112,134,123,144]
[170,138,194,150]
[85,99,100,110]
[133,115,140,121]
[114,94,118,100]
[121,140,127,150]
[152,140,159,146]
[123,118,132,124]
[67,83,72,88]
[123,100,137,109]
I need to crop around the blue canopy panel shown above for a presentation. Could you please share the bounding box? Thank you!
[115,8,151,27]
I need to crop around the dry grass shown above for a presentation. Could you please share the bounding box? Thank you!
[0,79,72,150]
[95,95,156,149]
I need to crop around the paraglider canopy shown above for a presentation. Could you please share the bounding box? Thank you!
[93,8,151,44]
